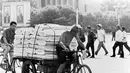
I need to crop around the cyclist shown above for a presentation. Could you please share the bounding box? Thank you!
[1,21,17,63]
[56,25,87,73]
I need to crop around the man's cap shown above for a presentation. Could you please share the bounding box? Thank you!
[87,25,91,29]
[122,26,125,30]
[97,24,102,27]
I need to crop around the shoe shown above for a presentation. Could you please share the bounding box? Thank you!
[110,55,115,57]
[120,56,124,58]
[90,56,95,58]
[117,53,120,55]
[105,52,108,55]
[86,53,91,58]
[95,52,98,55]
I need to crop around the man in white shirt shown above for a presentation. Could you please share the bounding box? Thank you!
[118,27,130,55]
[95,24,108,55]
[111,26,124,58]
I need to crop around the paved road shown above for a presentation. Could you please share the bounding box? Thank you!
[0,34,130,73]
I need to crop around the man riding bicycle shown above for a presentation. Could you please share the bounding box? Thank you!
[56,25,88,73]
[1,21,17,63]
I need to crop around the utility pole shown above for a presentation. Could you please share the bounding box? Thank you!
[76,0,79,26]
[113,0,127,26]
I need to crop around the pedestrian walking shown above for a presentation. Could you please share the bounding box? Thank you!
[95,24,108,55]
[112,31,116,41]
[86,26,96,58]
[110,26,124,58]
[118,27,130,55]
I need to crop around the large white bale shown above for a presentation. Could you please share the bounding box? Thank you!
[13,24,73,59]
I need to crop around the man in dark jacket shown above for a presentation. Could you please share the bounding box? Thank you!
[86,26,96,58]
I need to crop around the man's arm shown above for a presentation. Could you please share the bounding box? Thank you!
[75,34,86,50]
[103,32,105,42]
[2,30,9,45]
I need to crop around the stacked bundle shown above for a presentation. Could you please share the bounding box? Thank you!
[13,24,71,60]
[13,27,36,57]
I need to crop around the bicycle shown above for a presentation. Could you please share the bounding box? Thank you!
[62,50,92,73]
[0,45,20,73]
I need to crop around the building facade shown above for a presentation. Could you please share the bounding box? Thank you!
[1,0,87,27]
[36,0,87,13]
[2,0,87,13]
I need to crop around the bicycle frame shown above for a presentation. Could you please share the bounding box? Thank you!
[65,50,83,73]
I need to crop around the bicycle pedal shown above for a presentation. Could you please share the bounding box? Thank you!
[3,60,8,63]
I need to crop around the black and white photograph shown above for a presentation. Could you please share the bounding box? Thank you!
[0,0,130,73]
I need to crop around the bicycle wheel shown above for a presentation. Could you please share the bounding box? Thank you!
[76,65,92,73]
[22,60,36,73]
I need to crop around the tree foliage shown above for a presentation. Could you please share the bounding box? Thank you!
[30,5,83,26]
[29,5,130,32]
[82,12,130,33]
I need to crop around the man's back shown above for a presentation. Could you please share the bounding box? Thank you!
[59,31,74,48]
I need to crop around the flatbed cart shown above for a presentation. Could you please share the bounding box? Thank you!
[1,24,92,73]
[12,55,59,73]
[12,49,92,73]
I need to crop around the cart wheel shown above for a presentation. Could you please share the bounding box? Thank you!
[77,65,92,73]
[22,61,36,73]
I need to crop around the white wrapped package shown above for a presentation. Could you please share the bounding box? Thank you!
[14,44,30,48]
[24,28,36,36]
[37,29,53,37]
[35,45,56,51]
[35,24,50,31]
[29,39,46,46]
[14,48,27,55]
[37,31,46,36]
[45,36,59,42]
[19,39,30,44]
[15,28,25,35]
[15,35,24,40]
[15,27,35,36]
[14,35,23,44]
[32,54,58,59]
[46,41,58,45]
[54,30,67,36]
[14,39,22,44]
[36,36,47,40]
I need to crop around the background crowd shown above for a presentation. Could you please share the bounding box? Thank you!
[84,24,130,58]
